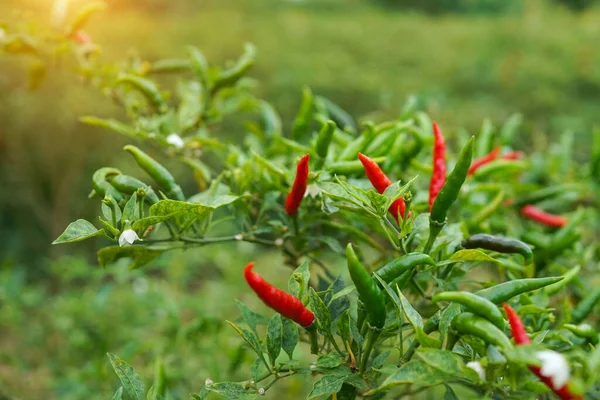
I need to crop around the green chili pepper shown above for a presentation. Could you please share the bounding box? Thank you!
[211,43,256,93]
[521,231,551,249]
[107,175,160,203]
[499,113,523,146]
[92,167,124,202]
[116,75,166,111]
[346,244,386,329]
[315,120,336,161]
[544,265,581,296]
[328,157,387,175]
[315,95,357,133]
[564,323,599,345]
[572,286,600,324]
[467,185,504,227]
[472,159,528,180]
[433,291,505,329]
[291,86,314,141]
[430,137,474,225]
[513,184,582,207]
[363,128,397,158]
[149,59,191,74]
[374,253,436,284]
[387,270,412,292]
[475,118,494,158]
[462,234,533,265]
[337,124,375,161]
[123,145,184,201]
[475,276,563,305]
[451,313,511,348]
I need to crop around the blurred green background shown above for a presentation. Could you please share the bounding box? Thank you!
[0,0,598,398]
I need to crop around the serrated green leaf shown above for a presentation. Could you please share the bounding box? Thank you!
[266,314,282,366]
[53,219,103,244]
[107,353,145,400]
[281,317,298,360]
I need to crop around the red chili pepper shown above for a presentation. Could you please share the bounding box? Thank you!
[72,30,92,45]
[358,153,407,220]
[429,122,447,211]
[468,147,501,176]
[521,205,568,228]
[503,304,582,400]
[244,262,315,327]
[501,151,524,160]
[284,154,310,216]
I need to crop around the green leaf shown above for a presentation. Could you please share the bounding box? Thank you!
[235,300,265,335]
[187,193,241,208]
[309,288,332,335]
[53,219,103,244]
[177,80,204,131]
[281,317,298,360]
[191,386,209,400]
[372,350,391,369]
[97,246,164,270]
[371,360,448,392]
[81,116,145,139]
[416,348,479,381]
[266,314,282,366]
[316,353,345,369]
[111,387,124,400]
[131,215,172,233]
[205,382,257,400]
[336,310,351,344]
[307,374,350,399]
[149,200,214,219]
[250,358,269,384]
[288,261,310,299]
[329,287,356,308]
[107,353,145,400]
[439,303,461,342]
[382,177,417,211]
[227,321,264,361]
[121,192,139,225]
[396,286,441,348]
[449,249,501,264]
[444,384,459,400]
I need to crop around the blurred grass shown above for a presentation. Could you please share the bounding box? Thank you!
[1,1,600,398]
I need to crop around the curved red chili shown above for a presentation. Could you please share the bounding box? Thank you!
[244,262,315,327]
[521,205,568,228]
[501,151,524,160]
[468,147,501,176]
[358,153,407,220]
[429,122,447,211]
[503,304,582,400]
[284,154,310,216]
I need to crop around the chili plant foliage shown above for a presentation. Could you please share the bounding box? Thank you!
[4,3,600,400]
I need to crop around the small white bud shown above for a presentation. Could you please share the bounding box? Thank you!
[466,361,485,381]
[166,133,185,149]
[118,229,141,247]
[304,183,321,198]
[537,350,570,390]
[274,238,284,247]
[204,378,213,386]
[258,388,265,395]
[234,234,243,241]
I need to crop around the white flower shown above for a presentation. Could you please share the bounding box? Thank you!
[234,234,243,241]
[304,183,321,198]
[118,229,141,247]
[258,388,265,395]
[204,378,213,386]
[166,133,185,149]
[274,238,284,247]
[466,361,486,381]
[536,350,570,390]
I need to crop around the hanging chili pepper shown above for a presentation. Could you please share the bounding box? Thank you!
[92,167,124,203]
[358,153,407,220]
[108,175,160,203]
[244,262,314,327]
[451,312,512,348]
[315,120,336,161]
[544,266,581,296]
[433,291,505,329]
[572,286,600,324]
[211,43,256,93]
[521,205,568,228]
[346,244,386,329]
[468,147,501,176]
[476,276,563,304]
[563,324,599,345]
[124,145,185,201]
[503,304,582,400]
[429,122,447,211]
[461,234,533,265]
[284,154,310,216]
[501,151,524,160]
[374,253,436,284]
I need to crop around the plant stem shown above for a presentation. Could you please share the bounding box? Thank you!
[423,219,445,254]
[359,326,379,374]
[308,327,319,355]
